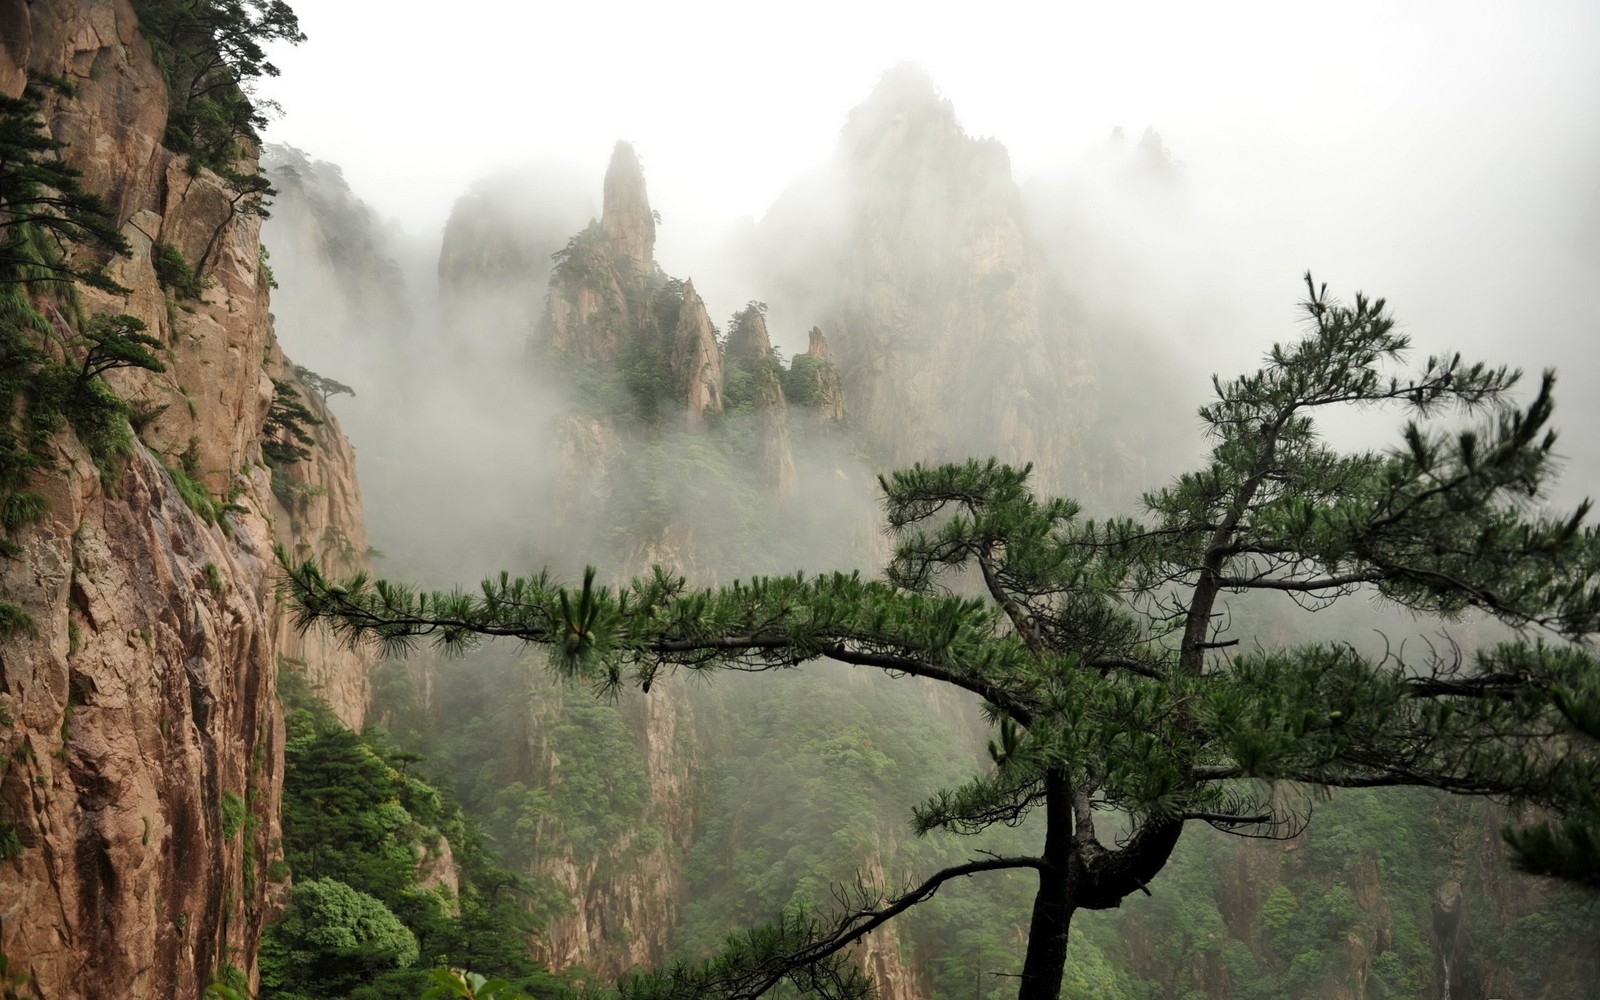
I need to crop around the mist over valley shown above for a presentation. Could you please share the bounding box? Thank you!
[1,2,1597,998]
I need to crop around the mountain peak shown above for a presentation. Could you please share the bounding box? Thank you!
[602,140,655,273]
[841,63,960,154]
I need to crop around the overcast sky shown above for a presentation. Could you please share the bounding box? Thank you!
[257,0,1600,496]
[260,2,1598,230]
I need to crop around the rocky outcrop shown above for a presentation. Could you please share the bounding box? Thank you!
[851,840,929,1000]
[788,327,847,423]
[0,2,371,994]
[543,222,631,362]
[541,143,657,363]
[670,280,725,429]
[600,141,656,277]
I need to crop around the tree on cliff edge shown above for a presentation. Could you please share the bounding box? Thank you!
[285,276,1600,1000]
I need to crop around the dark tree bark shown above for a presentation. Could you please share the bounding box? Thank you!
[1017,770,1075,1000]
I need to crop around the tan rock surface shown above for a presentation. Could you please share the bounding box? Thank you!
[526,679,698,978]
[791,327,846,423]
[0,442,284,998]
[0,3,374,994]
[268,370,375,731]
[600,141,656,277]
[725,307,797,498]
[670,279,725,429]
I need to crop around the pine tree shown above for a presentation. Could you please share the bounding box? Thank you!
[286,276,1600,1000]
[0,86,131,291]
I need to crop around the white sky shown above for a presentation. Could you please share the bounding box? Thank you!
[259,1,1600,235]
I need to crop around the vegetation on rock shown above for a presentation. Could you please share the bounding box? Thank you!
[130,0,305,170]
[263,668,572,999]
[0,85,158,627]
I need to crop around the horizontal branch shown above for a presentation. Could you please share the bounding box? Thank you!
[1212,571,1376,593]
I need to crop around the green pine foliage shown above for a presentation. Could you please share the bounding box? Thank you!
[0,84,160,574]
[0,87,131,293]
[260,877,420,997]
[293,363,355,403]
[129,0,304,172]
[781,354,839,410]
[263,375,322,467]
[153,242,202,298]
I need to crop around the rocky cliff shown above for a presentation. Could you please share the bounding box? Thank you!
[542,142,659,364]
[266,369,375,731]
[670,279,724,430]
[526,679,700,976]
[723,304,797,499]
[0,2,370,994]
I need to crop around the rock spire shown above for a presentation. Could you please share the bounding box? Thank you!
[601,141,655,276]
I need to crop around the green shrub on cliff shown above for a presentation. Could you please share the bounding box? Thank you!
[266,675,571,999]
[260,877,419,996]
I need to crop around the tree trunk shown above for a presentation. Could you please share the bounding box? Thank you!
[1016,770,1075,1000]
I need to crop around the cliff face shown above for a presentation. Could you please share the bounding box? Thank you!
[530,681,699,976]
[790,328,846,423]
[0,2,370,994]
[0,438,283,998]
[267,371,375,731]
[600,141,656,277]
[724,306,797,498]
[670,279,725,430]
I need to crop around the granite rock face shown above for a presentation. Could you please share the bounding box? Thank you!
[671,279,725,430]
[600,140,656,278]
[0,3,371,994]
[543,142,657,363]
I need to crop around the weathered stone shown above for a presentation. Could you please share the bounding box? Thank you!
[0,3,373,994]
[790,327,846,423]
[600,141,655,277]
[670,279,724,430]
[268,367,375,731]
[725,307,797,497]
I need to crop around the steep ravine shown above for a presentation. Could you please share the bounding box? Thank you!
[0,2,371,995]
